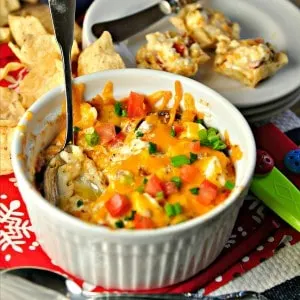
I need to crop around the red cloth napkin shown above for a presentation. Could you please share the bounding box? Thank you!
[1,43,299,295]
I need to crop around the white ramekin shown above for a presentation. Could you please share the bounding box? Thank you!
[12,69,256,290]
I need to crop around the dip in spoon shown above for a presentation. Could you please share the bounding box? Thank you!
[44,0,76,205]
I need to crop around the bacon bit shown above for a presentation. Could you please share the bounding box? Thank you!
[173,43,185,56]
[168,81,183,126]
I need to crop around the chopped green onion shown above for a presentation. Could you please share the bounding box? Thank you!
[170,127,176,137]
[114,102,123,116]
[171,155,190,167]
[76,199,83,207]
[73,126,81,133]
[115,220,124,228]
[171,176,182,189]
[199,129,208,141]
[136,131,144,138]
[212,140,227,150]
[156,191,165,201]
[121,109,127,117]
[174,203,182,215]
[143,178,148,184]
[85,130,99,147]
[149,142,157,154]
[190,152,198,164]
[164,203,175,217]
[207,134,219,143]
[189,187,199,195]
[207,127,218,135]
[195,118,204,124]
[124,210,136,221]
[225,180,235,191]
[136,185,145,193]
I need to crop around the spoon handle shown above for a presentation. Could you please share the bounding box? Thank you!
[49,0,76,146]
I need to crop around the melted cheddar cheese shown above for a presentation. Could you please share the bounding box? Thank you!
[41,81,241,230]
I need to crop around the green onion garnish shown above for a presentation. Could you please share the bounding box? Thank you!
[114,102,123,116]
[171,176,182,189]
[124,210,136,221]
[164,203,175,217]
[207,127,218,135]
[225,180,235,190]
[195,118,204,124]
[173,203,182,215]
[85,130,99,147]
[143,178,148,184]
[115,220,124,228]
[121,109,127,117]
[149,142,157,154]
[73,126,81,133]
[170,127,176,137]
[136,131,144,138]
[198,129,207,140]
[171,155,190,167]
[136,185,145,193]
[212,140,227,150]
[189,187,199,195]
[190,152,198,164]
[156,191,164,201]
[76,199,83,207]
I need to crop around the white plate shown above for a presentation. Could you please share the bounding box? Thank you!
[246,92,300,123]
[83,0,300,108]
[240,87,300,116]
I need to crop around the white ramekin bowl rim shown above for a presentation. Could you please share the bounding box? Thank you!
[12,68,256,238]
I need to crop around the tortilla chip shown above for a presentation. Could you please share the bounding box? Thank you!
[19,58,64,108]
[0,0,20,26]
[13,4,82,44]
[78,31,125,76]
[0,26,11,43]
[8,14,47,46]
[0,62,25,80]
[0,87,25,127]
[0,126,15,175]
[9,34,79,68]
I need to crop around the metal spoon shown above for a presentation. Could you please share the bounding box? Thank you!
[0,267,269,300]
[43,0,76,206]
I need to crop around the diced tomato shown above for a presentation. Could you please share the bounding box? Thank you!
[190,141,201,153]
[197,180,218,205]
[108,132,126,147]
[105,194,131,217]
[95,123,116,144]
[173,43,185,56]
[180,165,199,183]
[134,214,155,229]
[174,124,184,136]
[145,175,164,197]
[127,92,147,118]
[162,182,178,196]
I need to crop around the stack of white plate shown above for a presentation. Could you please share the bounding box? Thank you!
[83,0,300,123]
